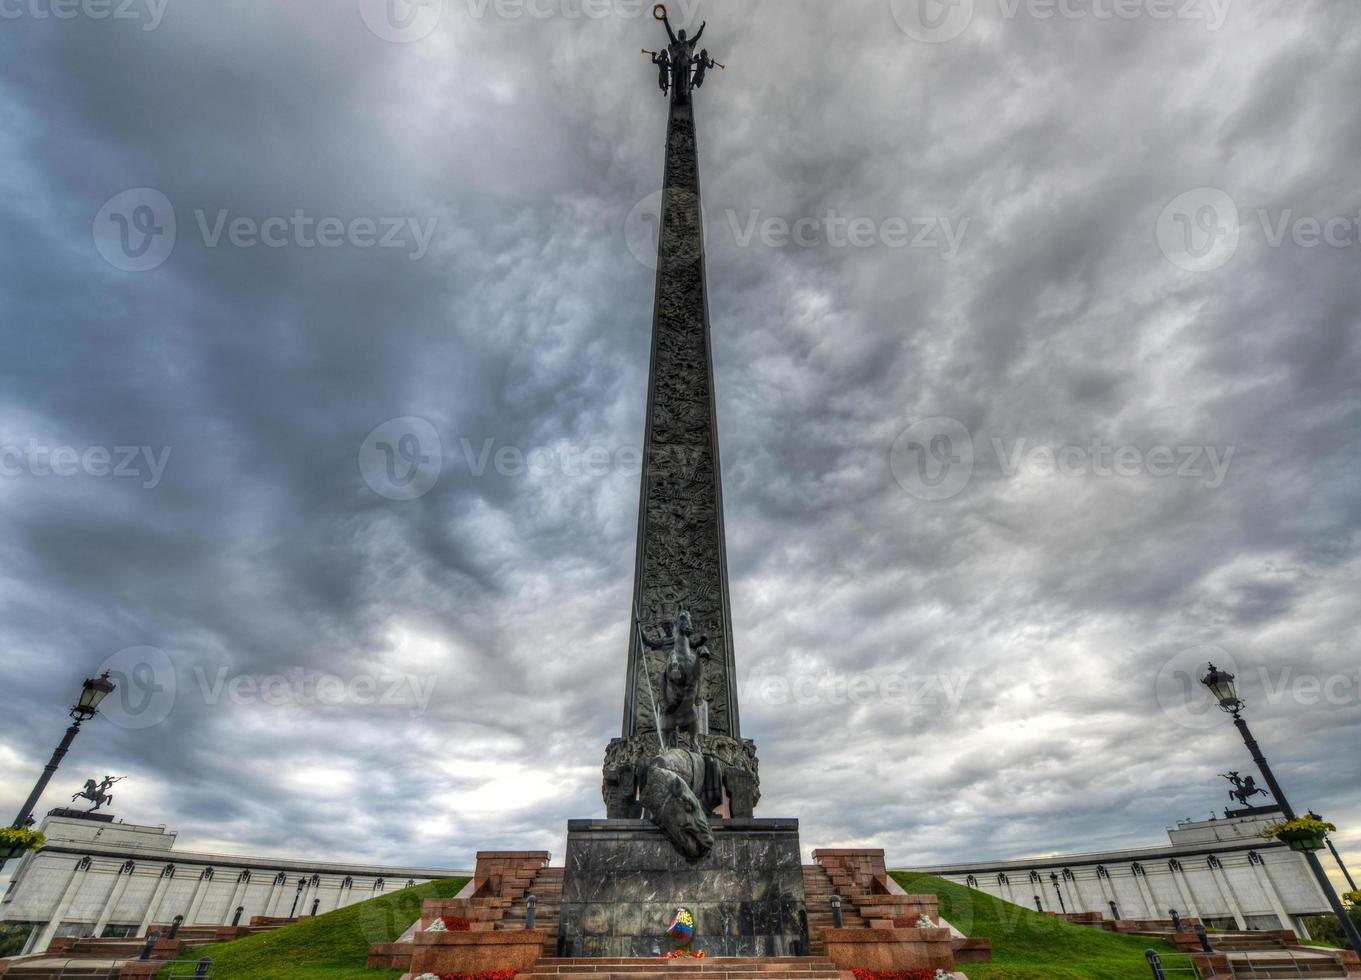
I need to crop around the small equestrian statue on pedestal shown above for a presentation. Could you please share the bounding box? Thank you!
[1222,771,1269,807]
[72,775,125,812]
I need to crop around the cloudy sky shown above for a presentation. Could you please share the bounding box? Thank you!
[1,0,1358,889]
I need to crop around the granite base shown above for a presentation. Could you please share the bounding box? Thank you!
[558,818,807,958]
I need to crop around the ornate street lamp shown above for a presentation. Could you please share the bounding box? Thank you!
[1,672,118,873]
[1199,663,1361,953]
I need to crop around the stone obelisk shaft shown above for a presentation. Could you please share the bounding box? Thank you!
[622,94,740,742]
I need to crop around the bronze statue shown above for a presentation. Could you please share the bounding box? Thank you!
[651,4,708,100]
[637,746,715,861]
[1222,771,1269,807]
[641,608,709,750]
[648,48,671,95]
[72,775,124,812]
[691,49,719,89]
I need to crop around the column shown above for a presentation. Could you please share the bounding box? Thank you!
[1207,857,1247,929]
[261,873,285,920]
[93,861,136,936]
[184,868,214,924]
[1169,861,1201,920]
[1248,853,1293,932]
[1061,872,1079,914]
[137,865,176,936]
[1131,865,1157,918]
[222,871,251,924]
[31,856,92,953]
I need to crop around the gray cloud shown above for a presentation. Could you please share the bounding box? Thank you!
[1,0,1358,885]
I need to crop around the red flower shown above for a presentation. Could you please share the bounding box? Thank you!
[440,917,474,931]
[850,969,938,980]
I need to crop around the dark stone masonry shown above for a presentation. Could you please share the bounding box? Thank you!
[557,819,807,958]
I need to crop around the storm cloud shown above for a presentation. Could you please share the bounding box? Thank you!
[1,0,1358,884]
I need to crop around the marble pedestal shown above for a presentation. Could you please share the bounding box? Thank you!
[558,818,807,958]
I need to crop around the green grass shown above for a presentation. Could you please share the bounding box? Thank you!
[160,871,1181,979]
[892,872,1184,980]
[157,876,469,980]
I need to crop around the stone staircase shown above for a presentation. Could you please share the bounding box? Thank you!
[523,955,844,980]
[0,962,124,980]
[1058,912,1356,978]
[0,916,305,980]
[498,866,565,955]
[812,849,991,967]
[802,863,865,953]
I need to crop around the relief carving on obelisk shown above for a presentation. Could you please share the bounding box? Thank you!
[603,25,758,824]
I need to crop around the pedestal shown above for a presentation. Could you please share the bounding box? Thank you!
[558,818,807,958]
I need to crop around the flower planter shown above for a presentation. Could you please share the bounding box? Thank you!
[1279,830,1326,852]
[0,844,27,860]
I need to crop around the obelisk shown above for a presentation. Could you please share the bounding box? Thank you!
[602,4,758,817]
[561,19,805,957]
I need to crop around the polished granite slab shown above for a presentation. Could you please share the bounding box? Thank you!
[557,818,807,958]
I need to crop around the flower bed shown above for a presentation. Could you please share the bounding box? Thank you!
[1261,815,1336,852]
[850,969,951,980]
[426,917,474,933]
[0,826,46,860]
[891,915,937,929]
[414,971,517,980]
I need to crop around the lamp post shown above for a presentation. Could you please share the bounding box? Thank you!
[1,672,117,873]
[1200,663,1361,953]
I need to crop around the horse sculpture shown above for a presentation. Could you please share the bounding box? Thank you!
[638,746,716,861]
[72,775,124,812]
[1222,771,1269,807]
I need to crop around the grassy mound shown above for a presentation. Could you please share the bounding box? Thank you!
[892,871,1184,980]
[158,876,469,980]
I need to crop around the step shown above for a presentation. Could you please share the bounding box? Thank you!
[1,961,122,980]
